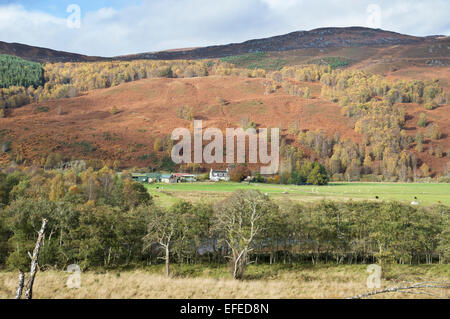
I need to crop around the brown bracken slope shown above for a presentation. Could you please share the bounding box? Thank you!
[1,73,448,174]
[0,76,359,168]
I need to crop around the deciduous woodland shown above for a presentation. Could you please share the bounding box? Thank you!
[0,169,448,279]
[0,54,448,182]
[0,58,264,110]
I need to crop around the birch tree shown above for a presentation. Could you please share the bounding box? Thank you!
[214,190,275,280]
[143,205,181,278]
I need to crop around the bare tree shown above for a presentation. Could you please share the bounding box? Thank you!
[14,271,25,299]
[348,282,450,299]
[143,206,179,278]
[14,219,47,299]
[24,219,47,299]
[214,190,274,280]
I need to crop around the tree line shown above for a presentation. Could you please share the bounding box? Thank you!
[0,168,448,279]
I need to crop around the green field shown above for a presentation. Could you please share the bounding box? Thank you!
[146,182,450,207]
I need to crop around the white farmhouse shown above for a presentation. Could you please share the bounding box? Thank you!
[210,168,230,182]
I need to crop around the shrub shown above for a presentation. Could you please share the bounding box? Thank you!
[426,124,442,140]
[109,106,119,115]
[424,101,438,110]
[303,87,311,99]
[34,106,49,113]
[417,113,427,127]
[415,142,423,152]
[435,146,443,158]
[1,140,11,153]
[240,117,257,130]
[52,85,78,99]
[176,105,194,120]
[230,165,251,182]
[216,97,229,106]
[415,131,424,144]
[438,176,450,183]
[420,163,430,177]
[305,162,329,185]
[153,138,163,152]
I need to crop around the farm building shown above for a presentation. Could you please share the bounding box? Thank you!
[161,174,177,184]
[210,168,230,182]
[132,173,150,183]
[132,173,196,184]
[173,173,197,183]
[131,173,162,183]
[147,173,162,183]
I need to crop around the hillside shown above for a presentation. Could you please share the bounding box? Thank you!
[0,26,448,180]
[0,72,448,178]
[0,76,358,167]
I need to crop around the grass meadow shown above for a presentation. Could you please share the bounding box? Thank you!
[1,264,448,299]
[145,182,450,208]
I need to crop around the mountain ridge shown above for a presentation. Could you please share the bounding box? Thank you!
[0,27,436,63]
[0,41,106,63]
[116,27,427,60]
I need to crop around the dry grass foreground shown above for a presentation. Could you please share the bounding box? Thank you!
[0,265,448,299]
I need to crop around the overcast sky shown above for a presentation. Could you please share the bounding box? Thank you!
[0,0,449,57]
